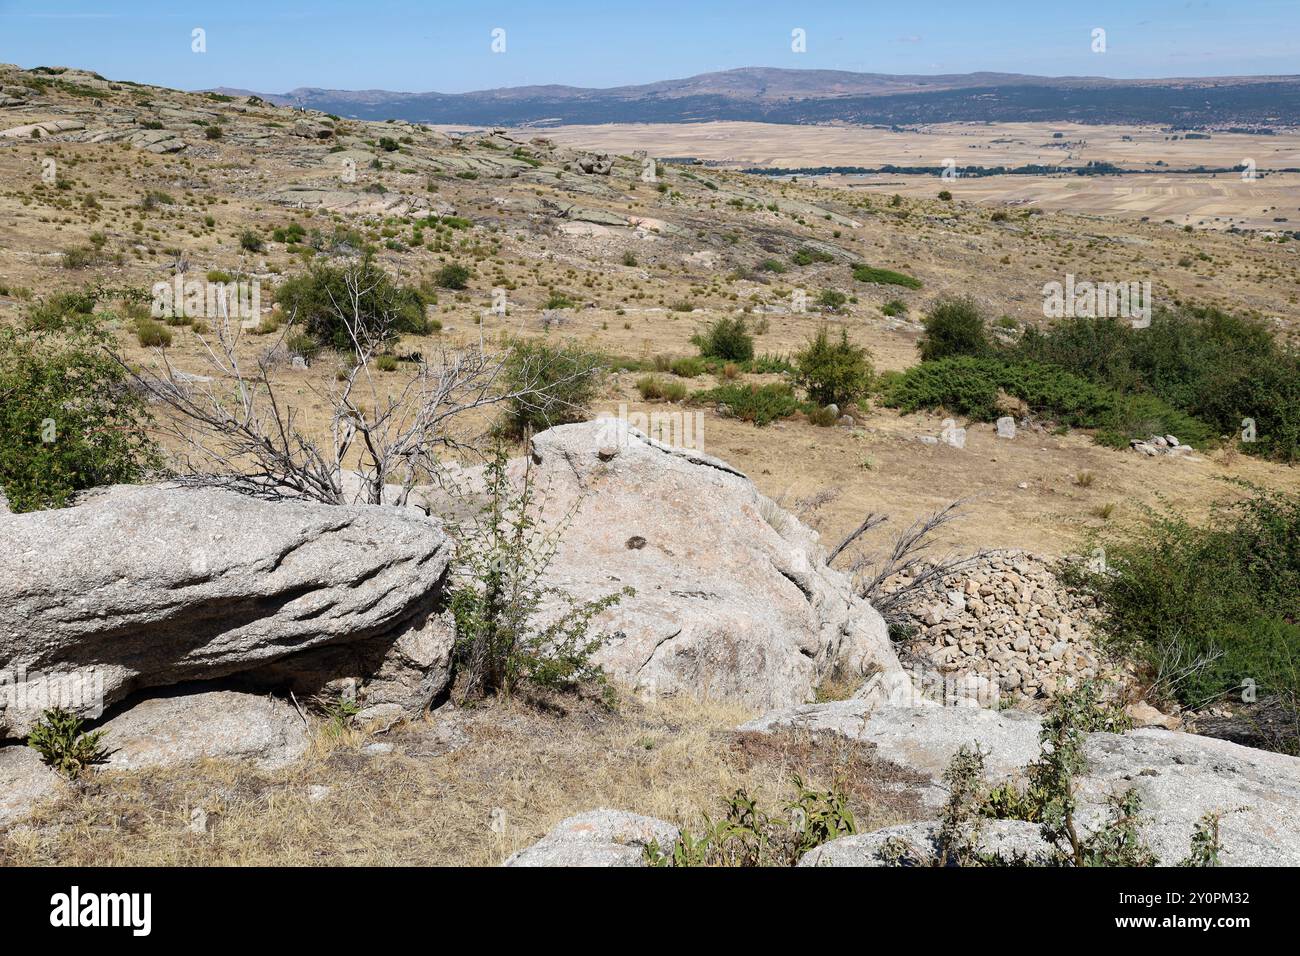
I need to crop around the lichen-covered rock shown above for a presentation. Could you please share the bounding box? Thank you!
[747,700,1300,865]
[512,421,909,711]
[0,745,65,827]
[100,688,309,771]
[0,484,452,736]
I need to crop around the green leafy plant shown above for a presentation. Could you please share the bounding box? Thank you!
[691,382,803,426]
[447,445,630,700]
[275,255,430,349]
[646,775,856,867]
[27,707,109,780]
[918,296,990,361]
[852,264,922,289]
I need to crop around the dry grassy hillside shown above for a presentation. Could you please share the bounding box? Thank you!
[1,64,1297,558]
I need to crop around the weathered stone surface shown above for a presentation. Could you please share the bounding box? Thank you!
[747,701,1300,865]
[0,484,451,736]
[0,745,65,827]
[511,420,909,710]
[574,152,613,175]
[503,810,678,867]
[1076,729,1300,866]
[100,688,309,771]
[799,820,1053,867]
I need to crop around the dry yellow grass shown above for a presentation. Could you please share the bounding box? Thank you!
[0,691,925,866]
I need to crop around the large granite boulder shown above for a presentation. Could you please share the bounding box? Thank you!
[510,421,908,711]
[99,687,310,772]
[0,484,452,736]
[745,700,1300,865]
[0,745,64,827]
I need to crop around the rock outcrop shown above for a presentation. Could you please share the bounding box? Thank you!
[99,688,310,772]
[511,420,908,711]
[0,745,64,827]
[0,484,452,736]
[745,700,1300,865]
[503,810,678,866]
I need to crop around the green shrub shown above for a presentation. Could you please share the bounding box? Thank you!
[817,289,847,312]
[434,263,471,290]
[1013,307,1300,462]
[286,332,319,359]
[500,339,606,436]
[692,382,802,426]
[852,264,921,289]
[272,222,307,245]
[0,324,158,512]
[883,356,1208,446]
[133,318,172,347]
[275,256,429,349]
[636,375,687,403]
[793,327,873,408]
[1068,485,1300,740]
[792,247,835,266]
[881,299,907,317]
[238,229,264,253]
[60,247,98,270]
[646,775,855,867]
[693,315,754,363]
[919,296,990,361]
[669,356,705,378]
[448,446,630,700]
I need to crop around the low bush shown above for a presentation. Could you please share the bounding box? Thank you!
[500,339,606,436]
[882,356,1209,447]
[276,256,430,349]
[433,263,471,290]
[852,264,922,289]
[1066,485,1300,741]
[636,375,687,403]
[691,382,803,426]
[0,323,158,512]
[918,296,990,361]
[669,356,706,378]
[793,327,873,408]
[692,315,754,363]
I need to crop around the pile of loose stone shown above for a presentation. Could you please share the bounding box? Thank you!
[885,550,1127,707]
[1129,434,1195,456]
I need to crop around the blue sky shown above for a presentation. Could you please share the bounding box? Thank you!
[1,0,1296,93]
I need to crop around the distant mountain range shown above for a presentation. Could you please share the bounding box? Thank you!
[213,67,1300,127]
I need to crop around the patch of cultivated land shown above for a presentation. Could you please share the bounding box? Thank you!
[532,120,1300,230]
